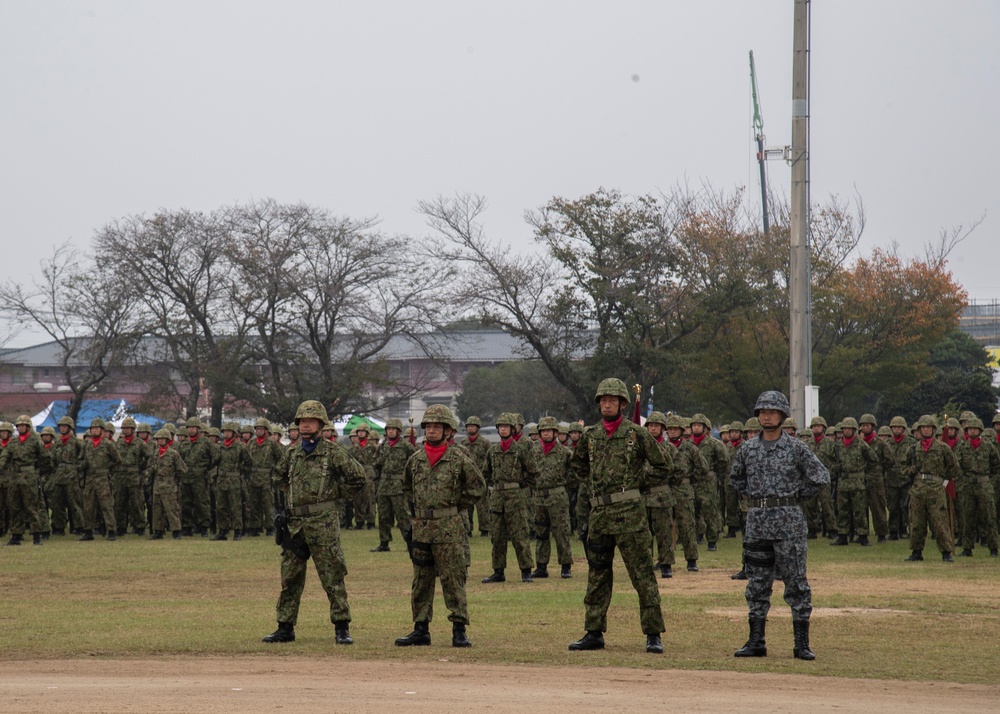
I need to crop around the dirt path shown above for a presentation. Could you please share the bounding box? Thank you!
[1,658,995,713]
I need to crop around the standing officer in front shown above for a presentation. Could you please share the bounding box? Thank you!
[729,391,830,661]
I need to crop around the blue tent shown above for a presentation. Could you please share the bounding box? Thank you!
[31,399,165,434]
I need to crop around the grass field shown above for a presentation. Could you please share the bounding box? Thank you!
[2,528,998,683]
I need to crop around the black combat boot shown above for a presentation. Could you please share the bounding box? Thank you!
[262,622,295,643]
[106,532,116,542]
[734,617,767,657]
[480,530,489,537]
[452,622,471,648]
[991,549,999,557]
[116,528,127,537]
[696,535,704,545]
[521,568,534,583]
[334,621,353,645]
[568,631,605,651]
[877,535,886,543]
[6,533,22,546]
[78,530,94,542]
[807,529,817,539]
[560,563,572,579]
[32,532,43,546]
[395,621,431,646]
[888,532,899,541]
[645,634,663,654]
[724,526,737,539]
[960,548,973,557]
[830,534,849,546]
[857,535,871,546]
[233,530,242,541]
[792,620,815,660]
[172,530,182,539]
[149,531,164,540]
[181,527,193,537]
[942,551,955,562]
[659,564,673,579]
[199,527,209,538]
[686,559,699,572]
[707,542,717,552]
[52,527,65,536]
[530,564,549,579]
[730,568,747,580]
[134,528,145,536]
[211,530,228,541]
[904,550,923,561]
[370,542,390,552]
[481,569,505,584]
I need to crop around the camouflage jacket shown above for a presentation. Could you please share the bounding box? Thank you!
[667,438,711,488]
[483,439,538,511]
[861,432,896,484]
[570,418,673,535]
[350,439,379,479]
[898,438,960,495]
[374,438,416,496]
[693,435,730,486]
[248,436,285,486]
[729,432,830,541]
[147,446,188,494]
[179,435,215,482]
[81,436,122,481]
[531,441,573,499]
[51,435,84,484]
[833,437,877,491]
[277,438,367,531]
[643,438,676,509]
[885,434,917,487]
[955,438,1000,483]
[0,432,49,484]
[217,439,252,486]
[116,436,149,479]
[808,436,836,474]
[403,443,485,544]
[458,434,490,471]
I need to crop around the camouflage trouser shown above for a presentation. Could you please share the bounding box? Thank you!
[743,537,812,621]
[992,475,1000,537]
[46,478,83,533]
[37,479,51,534]
[376,493,409,544]
[837,488,869,537]
[180,476,211,530]
[113,473,147,531]
[672,483,699,561]
[245,481,270,530]
[6,476,41,535]
[82,475,116,533]
[534,493,573,566]
[584,529,664,635]
[352,476,375,527]
[473,492,491,533]
[575,483,590,534]
[724,483,744,530]
[885,482,910,536]
[959,477,999,551]
[491,501,534,572]
[151,490,181,533]
[803,483,837,535]
[276,513,350,626]
[717,478,727,527]
[867,473,889,537]
[908,484,953,554]
[694,477,721,544]
[647,506,675,566]
[409,540,469,624]
[216,479,243,532]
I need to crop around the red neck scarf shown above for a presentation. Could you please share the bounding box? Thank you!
[842,436,854,448]
[893,434,905,444]
[388,437,399,447]
[731,438,742,448]
[603,415,623,437]
[862,431,875,444]
[189,434,199,444]
[359,438,368,449]
[541,439,557,455]
[969,437,982,449]
[44,441,53,448]
[813,435,825,445]
[224,437,235,448]
[92,436,103,448]
[692,433,706,446]
[0,438,7,448]
[158,445,169,457]
[668,437,682,447]
[424,441,447,467]
[123,435,134,445]
[943,436,958,449]
[500,437,514,453]
[921,437,935,452]
[467,434,478,443]
[655,433,664,443]
[61,434,72,444]
[256,436,267,446]
[18,432,30,443]
[512,432,522,442]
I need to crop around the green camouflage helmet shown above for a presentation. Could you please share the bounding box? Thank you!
[537,416,559,431]
[729,420,745,432]
[911,420,920,431]
[877,426,892,436]
[154,428,171,440]
[185,417,203,429]
[594,377,630,403]
[568,422,584,434]
[798,429,811,438]
[965,417,984,431]
[744,417,761,431]
[104,421,115,433]
[917,414,937,428]
[349,427,359,437]
[690,413,712,430]
[754,390,790,418]
[465,416,482,427]
[270,424,283,435]
[208,427,221,438]
[58,416,75,429]
[385,418,404,431]
[528,424,538,436]
[664,414,686,429]
[840,417,859,430]
[254,417,271,429]
[120,417,137,429]
[90,417,105,429]
[164,423,177,435]
[41,425,56,436]
[137,422,151,433]
[293,400,329,425]
[222,421,240,433]
[420,404,456,429]
[646,411,668,428]
[959,410,976,422]
[15,414,31,427]
[0,421,13,433]
[558,423,569,434]
[889,416,908,428]
[945,417,961,430]
[859,413,877,426]
[240,423,253,433]
[809,416,828,428]
[782,417,798,430]
[825,426,835,437]
[495,412,516,428]
[513,413,525,428]
[992,413,1000,425]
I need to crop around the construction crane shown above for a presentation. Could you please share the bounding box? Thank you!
[749,50,770,235]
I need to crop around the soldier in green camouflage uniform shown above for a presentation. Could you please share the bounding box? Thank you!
[247,418,284,536]
[529,416,574,579]
[262,401,367,645]
[458,416,491,536]
[394,405,485,648]
[643,412,677,578]
[212,422,251,541]
[730,391,829,661]
[371,418,415,552]
[178,417,214,537]
[899,415,960,561]
[49,417,84,535]
[0,416,49,545]
[481,412,538,583]
[146,428,186,538]
[114,417,149,536]
[803,416,837,538]
[885,416,915,540]
[830,417,878,546]
[349,424,378,530]
[665,414,708,571]
[955,418,999,557]
[79,417,121,541]
[723,421,746,537]
[568,379,673,655]
[858,414,892,542]
[690,414,728,551]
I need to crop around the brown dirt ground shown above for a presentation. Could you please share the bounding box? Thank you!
[1,658,996,713]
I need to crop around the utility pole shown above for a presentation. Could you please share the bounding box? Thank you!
[789,0,814,425]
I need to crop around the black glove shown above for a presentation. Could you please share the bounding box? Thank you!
[579,522,588,543]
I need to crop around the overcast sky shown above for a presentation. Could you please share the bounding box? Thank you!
[2,1,997,347]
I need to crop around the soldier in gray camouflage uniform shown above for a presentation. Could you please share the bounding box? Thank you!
[729,391,829,661]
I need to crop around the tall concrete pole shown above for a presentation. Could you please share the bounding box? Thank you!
[789,0,812,425]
